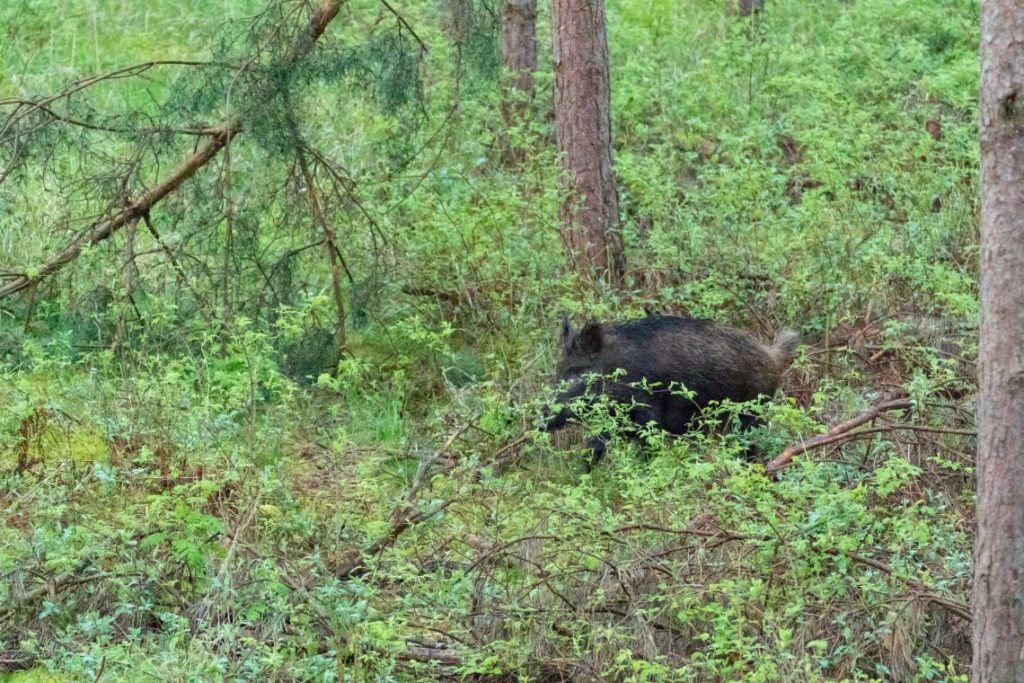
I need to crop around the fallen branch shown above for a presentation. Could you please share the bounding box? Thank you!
[0,571,132,623]
[879,423,976,437]
[0,649,35,674]
[844,551,971,623]
[409,416,478,500]
[490,433,532,463]
[611,522,752,542]
[401,284,464,305]
[396,646,463,667]
[765,397,914,475]
[335,499,455,579]
[0,0,345,301]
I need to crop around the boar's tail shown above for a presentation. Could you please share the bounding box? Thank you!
[770,329,802,367]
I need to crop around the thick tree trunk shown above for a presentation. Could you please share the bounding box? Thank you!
[974,2,1024,681]
[501,0,537,98]
[551,0,624,285]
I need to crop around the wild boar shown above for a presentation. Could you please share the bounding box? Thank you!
[543,313,800,469]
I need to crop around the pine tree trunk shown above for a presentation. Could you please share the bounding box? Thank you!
[974,2,1024,681]
[551,0,624,285]
[501,0,537,98]
[499,0,537,164]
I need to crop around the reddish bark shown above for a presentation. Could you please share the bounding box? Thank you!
[551,0,625,285]
[974,2,1024,680]
[501,0,537,98]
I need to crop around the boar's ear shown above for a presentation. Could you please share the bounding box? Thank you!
[575,322,604,355]
[559,311,574,347]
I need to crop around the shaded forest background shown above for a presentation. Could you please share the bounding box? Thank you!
[0,0,979,681]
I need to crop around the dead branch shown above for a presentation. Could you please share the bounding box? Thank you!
[409,416,478,500]
[466,534,561,573]
[379,0,430,54]
[401,284,464,305]
[765,397,914,475]
[0,124,239,299]
[0,0,346,301]
[141,213,214,319]
[610,522,752,542]
[0,649,35,674]
[395,646,462,666]
[335,499,455,579]
[843,552,971,623]
[1,97,223,138]
[0,571,133,623]
[879,423,976,437]
[490,433,532,462]
[0,60,225,143]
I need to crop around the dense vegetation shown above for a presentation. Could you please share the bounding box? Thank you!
[0,0,979,680]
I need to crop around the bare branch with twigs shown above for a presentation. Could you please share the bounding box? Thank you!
[0,0,347,301]
[765,397,915,475]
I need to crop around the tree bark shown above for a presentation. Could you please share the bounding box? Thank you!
[501,0,537,99]
[498,0,537,164]
[974,2,1024,681]
[551,0,624,286]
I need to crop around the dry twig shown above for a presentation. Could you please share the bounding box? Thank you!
[766,397,915,475]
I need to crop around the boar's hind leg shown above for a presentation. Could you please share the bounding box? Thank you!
[627,403,663,461]
[738,413,762,431]
[542,404,574,432]
[737,412,764,460]
[628,404,661,432]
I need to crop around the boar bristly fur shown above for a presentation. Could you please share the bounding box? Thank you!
[544,313,800,470]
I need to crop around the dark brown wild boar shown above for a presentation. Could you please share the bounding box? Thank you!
[543,314,801,470]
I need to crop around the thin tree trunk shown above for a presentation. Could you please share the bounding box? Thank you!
[551,0,624,286]
[297,150,347,361]
[499,0,537,163]
[501,0,537,99]
[974,2,1024,681]
[727,0,764,16]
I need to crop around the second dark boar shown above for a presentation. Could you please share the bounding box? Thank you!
[543,314,801,469]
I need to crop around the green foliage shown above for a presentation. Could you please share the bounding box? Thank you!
[0,0,978,680]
